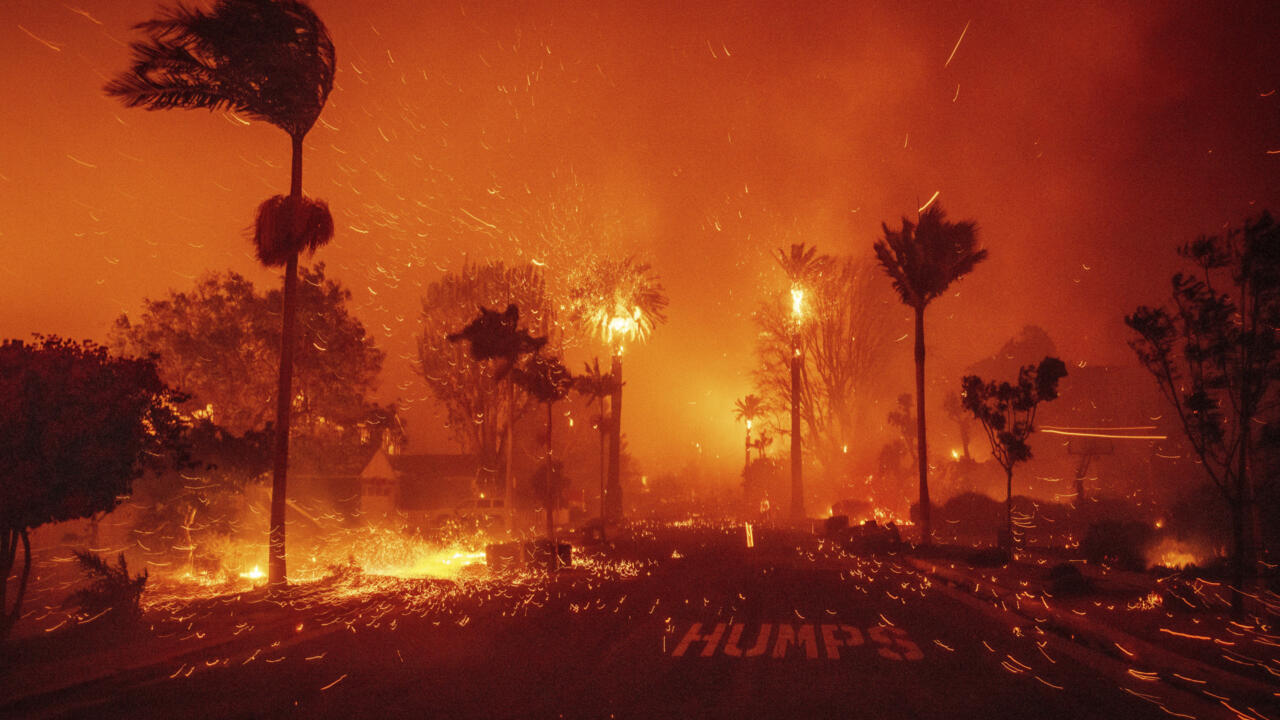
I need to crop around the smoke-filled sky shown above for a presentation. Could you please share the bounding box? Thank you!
[2,0,1278,474]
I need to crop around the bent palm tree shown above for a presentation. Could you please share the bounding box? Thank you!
[873,204,986,544]
[107,0,336,586]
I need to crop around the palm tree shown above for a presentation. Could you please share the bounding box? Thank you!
[873,204,986,544]
[568,257,668,521]
[575,359,620,537]
[514,352,573,556]
[449,304,547,531]
[733,394,765,475]
[106,0,336,587]
[774,243,830,521]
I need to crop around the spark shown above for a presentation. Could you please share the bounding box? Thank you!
[944,20,971,67]
[18,25,63,52]
[1040,428,1166,440]
[320,673,348,691]
[918,191,940,213]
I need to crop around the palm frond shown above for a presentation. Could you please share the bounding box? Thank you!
[106,0,335,138]
[252,194,334,267]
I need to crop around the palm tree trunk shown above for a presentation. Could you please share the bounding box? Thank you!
[268,133,305,588]
[1003,466,1014,551]
[505,376,515,534]
[914,305,931,544]
[790,332,804,521]
[598,396,607,542]
[607,353,623,521]
[546,400,557,569]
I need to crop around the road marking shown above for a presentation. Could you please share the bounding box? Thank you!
[670,622,923,661]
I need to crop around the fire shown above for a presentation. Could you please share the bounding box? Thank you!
[238,565,264,581]
[1146,538,1207,570]
[790,287,804,318]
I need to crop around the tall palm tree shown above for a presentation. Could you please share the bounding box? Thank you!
[733,394,765,475]
[106,0,336,587]
[873,204,986,544]
[568,257,668,521]
[575,359,620,537]
[774,243,830,521]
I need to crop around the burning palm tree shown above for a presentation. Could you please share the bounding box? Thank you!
[733,394,766,476]
[774,243,830,521]
[873,204,986,544]
[569,257,668,521]
[106,0,336,587]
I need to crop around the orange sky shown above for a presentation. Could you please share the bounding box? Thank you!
[2,0,1279,475]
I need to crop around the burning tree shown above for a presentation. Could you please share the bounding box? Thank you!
[419,262,554,504]
[874,204,987,543]
[0,338,186,638]
[568,256,668,521]
[1126,211,1280,616]
[733,394,766,476]
[961,356,1067,551]
[753,255,899,492]
[107,0,338,587]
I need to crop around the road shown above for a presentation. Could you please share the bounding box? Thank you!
[3,523,1232,719]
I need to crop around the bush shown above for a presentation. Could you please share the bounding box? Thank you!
[967,546,1010,567]
[1082,520,1153,571]
[67,550,147,624]
[1048,562,1090,595]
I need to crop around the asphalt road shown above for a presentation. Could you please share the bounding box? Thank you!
[3,524,1234,719]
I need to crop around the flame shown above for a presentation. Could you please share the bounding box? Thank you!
[790,287,804,318]
[1147,537,1207,570]
[238,565,264,581]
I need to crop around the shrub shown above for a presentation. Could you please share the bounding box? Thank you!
[1082,520,1153,571]
[1048,562,1090,595]
[67,550,147,624]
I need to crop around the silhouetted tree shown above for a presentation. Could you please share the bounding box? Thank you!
[421,263,554,494]
[108,0,337,588]
[1127,212,1280,616]
[875,204,987,543]
[0,337,185,637]
[961,356,1067,551]
[514,353,573,547]
[448,302,547,527]
[568,256,668,521]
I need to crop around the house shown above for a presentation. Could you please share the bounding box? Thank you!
[358,448,479,523]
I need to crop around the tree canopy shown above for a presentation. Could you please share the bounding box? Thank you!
[111,264,386,441]
[0,337,186,636]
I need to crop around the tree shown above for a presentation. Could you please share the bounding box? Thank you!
[733,394,766,475]
[874,204,987,543]
[774,243,829,521]
[514,352,574,548]
[753,256,899,494]
[418,262,554,492]
[111,265,386,443]
[1127,212,1280,616]
[568,256,668,521]
[107,0,338,587]
[447,302,548,529]
[0,337,185,637]
[575,359,621,535]
[961,356,1067,551]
